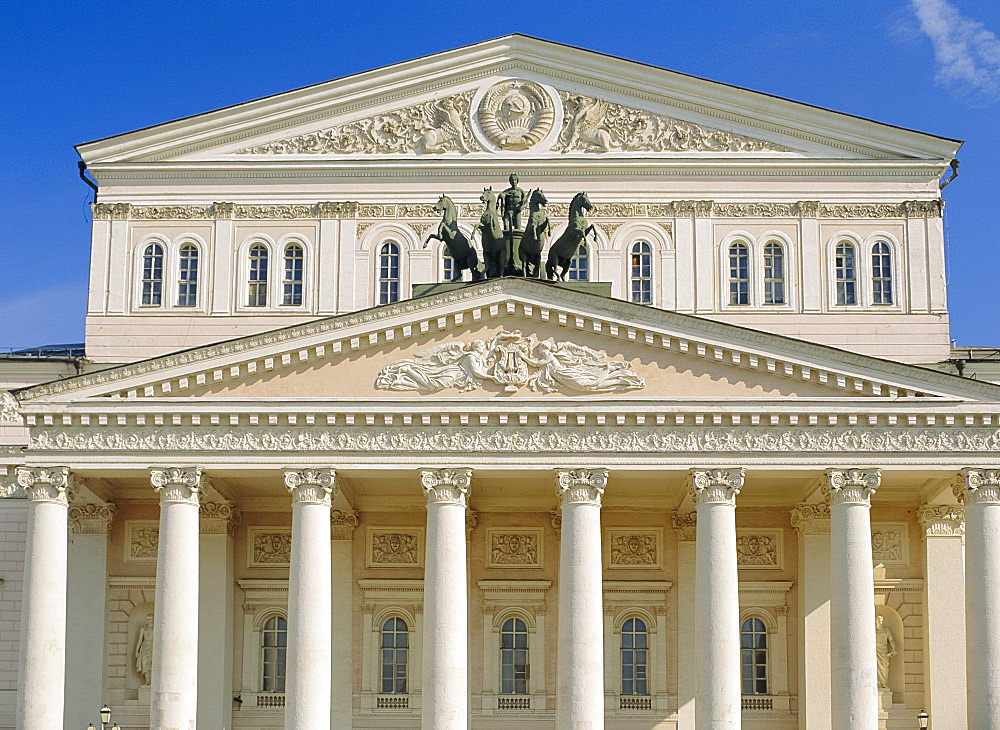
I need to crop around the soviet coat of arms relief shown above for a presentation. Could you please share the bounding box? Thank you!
[374,330,644,395]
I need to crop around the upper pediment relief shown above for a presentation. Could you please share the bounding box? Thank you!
[231,81,796,158]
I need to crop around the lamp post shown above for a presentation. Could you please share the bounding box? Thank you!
[917,709,929,729]
[87,704,120,730]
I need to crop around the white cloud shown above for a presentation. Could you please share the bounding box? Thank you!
[912,0,1000,101]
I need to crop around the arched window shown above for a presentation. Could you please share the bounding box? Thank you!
[835,241,857,305]
[177,244,198,307]
[740,617,768,695]
[282,243,304,306]
[621,617,648,696]
[378,241,400,304]
[630,241,652,304]
[871,241,893,304]
[248,244,268,307]
[729,241,750,305]
[443,250,456,282]
[141,243,164,306]
[762,241,785,305]
[380,617,408,694]
[500,617,529,695]
[568,244,589,281]
[260,614,287,693]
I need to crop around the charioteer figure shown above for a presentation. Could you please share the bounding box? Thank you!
[499,173,530,275]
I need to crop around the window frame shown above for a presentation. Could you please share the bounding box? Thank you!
[377,240,402,305]
[260,613,287,694]
[620,616,649,697]
[140,241,165,307]
[176,242,200,308]
[833,239,858,306]
[499,616,530,696]
[728,240,751,306]
[629,240,654,305]
[281,242,305,307]
[870,239,894,306]
[740,615,769,696]
[567,243,590,281]
[379,615,410,696]
[761,240,786,306]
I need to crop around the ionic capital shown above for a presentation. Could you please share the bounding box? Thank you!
[17,466,72,505]
[200,501,241,534]
[150,467,203,505]
[331,509,360,540]
[284,468,337,505]
[824,468,880,506]
[672,511,697,541]
[953,468,1000,506]
[688,468,744,506]
[421,468,472,506]
[918,504,965,537]
[555,468,607,507]
[790,502,831,534]
[68,502,116,534]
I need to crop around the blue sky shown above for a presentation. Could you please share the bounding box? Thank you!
[2,0,999,351]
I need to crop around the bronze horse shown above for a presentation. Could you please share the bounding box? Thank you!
[546,191,596,281]
[518,188,550,279]
[472,187,506,279]
[424,195,483,282]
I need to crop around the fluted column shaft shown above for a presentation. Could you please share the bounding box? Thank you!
[691,468,744,730]
[284,469,335,729]
[957,468,1000,727]
[15,467,70,730]
[149,467,203,730]
[826,469,880,730]
[555,468,607,730]
[421,468,472,730]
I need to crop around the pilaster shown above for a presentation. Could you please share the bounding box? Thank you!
[672,511,696,730]
[198,501,237,730]
[331,509,358,728]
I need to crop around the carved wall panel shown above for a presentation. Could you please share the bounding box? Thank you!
[871,522,908,566]
[247,527,292,567]
[486,528,543,568]
[367,528,424,568]
[735,529,783,570]
[124,521,159,563]
[606,528,662,569]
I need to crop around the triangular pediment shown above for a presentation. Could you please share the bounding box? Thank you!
[17,279,1000,407]
[77,36,960,166]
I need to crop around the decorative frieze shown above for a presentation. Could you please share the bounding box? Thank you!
[954,468,1000,505]
[331,509,360,540]
[367,528,423,568]
[0,390,21,424]
[487,528,543,568]
[90,202,130,220]
[790,503,830,535]
[555,468,608,506]
[130,205,213,220]
[150,466,202,505]
[68,502,116,534]
[735,529,782,569]
[199,501,240,535]
[420,467,472,506]
[124,521,160,562]
[824,468,880,506]
[284,468,337,505]
[870,523,908,565]
[607,528,662,569]
[713,203,796,218]
[820,203,905,219]
[16,466,72,505]
[248,528,292,567]
[918,504,965,537]
[672,511,697,541]
[689,468,744,506]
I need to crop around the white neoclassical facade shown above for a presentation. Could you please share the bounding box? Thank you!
[1,35,999,730]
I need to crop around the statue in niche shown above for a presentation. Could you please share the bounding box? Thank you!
[874,615,897,689]
[135,613,154,685]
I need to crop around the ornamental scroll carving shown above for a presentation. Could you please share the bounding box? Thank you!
[488,530,541,567]
[954,468,1000,505]
[608,530,660,568]
[689,468,744,505]
[824,468,880,505]
[68,503,116,535]
[790,503,830,535]
[375,330,644,394]
[557,91,791,154]
[369,529,421,567]
[235,90,482,155]
[477,80,555,150]
[16,467,72,505]
[735,531,780,568]
[918,504,965,537]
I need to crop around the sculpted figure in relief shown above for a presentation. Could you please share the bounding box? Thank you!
[375,340,493,393]
[875,615,897,689]
[135,613,154,685]
[526,340,645,393]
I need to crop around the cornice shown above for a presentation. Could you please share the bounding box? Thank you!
[18,280,1000,405]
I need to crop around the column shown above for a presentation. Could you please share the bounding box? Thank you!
[918,504,967,728]
[15,467,70,730]
[555,468,607,730]
[955,468,1000,727]
[421,468,471,730]
[331,509,359,727]
[198,502,237,730]
[790,503,831,730]
[673,511,697,730]
[65,502,115,729]
[284,468,335,729]
[149,466,203,730]
[826,468,880,730]
[690,468,743,730]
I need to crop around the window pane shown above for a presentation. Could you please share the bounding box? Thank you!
[142,243,164,306]
[763,241,785,305]
[835,242,857,305]
[177,244,198,307]
[248,245,268,307]
[630,242,653,304]
[283,244,303,306]
[729,242,749,305]
[568,244,589,281]
[379,242,401,304]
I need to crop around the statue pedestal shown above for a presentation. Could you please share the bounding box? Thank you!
[412,280,613,299]
[504,230,523,276]
[137,685,151,706]
[878,687,892,710]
